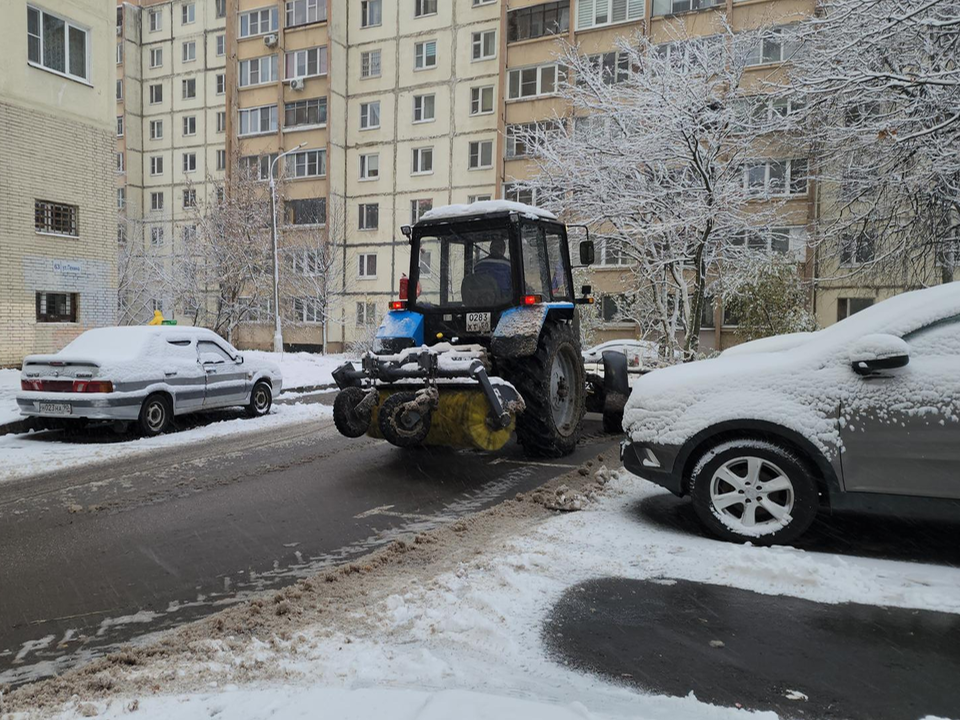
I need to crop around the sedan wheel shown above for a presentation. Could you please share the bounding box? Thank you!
[689,439,819,545]
[246,381,273,418]
[138,394,172,437]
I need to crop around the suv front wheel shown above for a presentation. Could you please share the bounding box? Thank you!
[688,439,819,545]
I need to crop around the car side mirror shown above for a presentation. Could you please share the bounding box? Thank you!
[849,334,910,376]
[237,355,244,365]
[579,240,595,266]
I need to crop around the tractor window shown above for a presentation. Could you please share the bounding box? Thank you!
[545,230,571,300]
[415,227,513,309]
[521,224,549,297]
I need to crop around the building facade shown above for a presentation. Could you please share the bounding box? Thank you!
[0,0,118,367]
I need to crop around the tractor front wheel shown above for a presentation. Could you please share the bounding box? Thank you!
[505,321,584,458]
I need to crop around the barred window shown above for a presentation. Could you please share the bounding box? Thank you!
[36,292,78,323]
[35,200,78,236]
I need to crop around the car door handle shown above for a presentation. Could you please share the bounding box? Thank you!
[205,368,216,374]
[164,371,178,377]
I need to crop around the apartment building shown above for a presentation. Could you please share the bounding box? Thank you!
[0,1,118,366]
[116,0,228,322]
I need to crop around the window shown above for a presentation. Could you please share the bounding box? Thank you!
[361,0,382,27]
[150,47,163,68]
[117,42,123,64]
[151,226,164,246]
[116,152,125,173]
[182,78,196,98]
[598,238,627,266]
[286,0,326,27]
[285,198,326,225]
[473,0,496,5]
[149,9,162,32]
[472,30,497,61]
[117,187,126,210]
[580,51,631,85]
[837,297,874,322]
[359,101,381,129]
[239,104,278,135]
[182,115,196,136]
[216,149,226,170]
[285,46,328,79]
[503,182,537,206]
[358,252,378,276]
[239,7,278,37]
[27,6,90,82]
[116,79,123,100]
[743,158,807,196]
[182,226,198,246]
[469,140,493,169]
[361,49,381,78]
[840,232,877,267]
[216,0,227,18]
[150,84,163,104]
[36,293,78,323]
[116,115,124,136]
[285,97,327,127]
[358,205,379,231]
[183,152,197,173]
[239,55,279,86]
[182,3,195,24]
[356,301,377,326]
[292,297,322,324]
[216,34,226,56]
[182,40,196,62]
[286,149,326,178]
[412,147,434,174]
[507,64,563,99]
[240,153,278,180]
[411,199,433,224]
[149,120,163,140]
[35,201,78,236]
[183,189,197,208]
[413,94,435,122]
[150,192,164,211]
[652,0,722,15]
[506,120,562,158]
[415,0,438,17]
[359,153,380,180]
[745,27,799,67]
[576,0,644,30]
[118,224,127,245]
[216,111,226,132]
[728,227,806,259]
[468,194,492,203]
[415,40,438,69]
[291,250,322,276]
[216,74,226,94]
[507,1,570,43]
[722,303,740,328]
[470,85,494,115]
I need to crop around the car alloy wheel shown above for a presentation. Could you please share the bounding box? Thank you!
[253,386,270,413]
[144,399,166,432]
[708,456,795,533]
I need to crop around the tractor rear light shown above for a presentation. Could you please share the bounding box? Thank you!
[522,294,543,306]
[390,300,407,311]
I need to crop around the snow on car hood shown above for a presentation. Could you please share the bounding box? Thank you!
[625,283,960,457]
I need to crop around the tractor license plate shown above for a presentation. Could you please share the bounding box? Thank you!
[466,312,491,334]
[39,402,72,415]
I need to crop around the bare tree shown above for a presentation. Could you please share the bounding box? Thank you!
[517,28,806,361]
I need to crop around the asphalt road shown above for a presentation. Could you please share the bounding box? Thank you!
[545,577,960,720]
[0,409,617,687]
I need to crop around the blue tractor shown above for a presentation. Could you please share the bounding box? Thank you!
[331,201,629,457]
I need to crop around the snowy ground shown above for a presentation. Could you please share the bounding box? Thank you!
[25,471,960,720]
[0,403,332,485]
[0,368,20,426]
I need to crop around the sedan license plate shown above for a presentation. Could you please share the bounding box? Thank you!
[466,312,491,334]
[39,402,72,415]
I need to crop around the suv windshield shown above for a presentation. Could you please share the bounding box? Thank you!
[413,226,513,310]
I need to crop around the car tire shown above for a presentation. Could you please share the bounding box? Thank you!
[246,381,272,418]
[138,393,173,437]
[687,439,819,545]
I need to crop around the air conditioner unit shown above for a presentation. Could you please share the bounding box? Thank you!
[264,33,278,48]
[290,77,305,91]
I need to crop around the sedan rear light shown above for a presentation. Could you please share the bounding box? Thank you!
[20,380,113,393]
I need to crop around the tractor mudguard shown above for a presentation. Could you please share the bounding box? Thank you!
[602,350,630,415]
[490,303,574,358]
[375,310,424,353]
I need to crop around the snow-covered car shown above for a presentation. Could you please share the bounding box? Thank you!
[620,283,960,545]
[18,326,282,436]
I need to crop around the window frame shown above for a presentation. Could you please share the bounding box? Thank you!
[285,0,326,28]
[412,146,434,175]
[413,93,436,123]
[238,104,279,136]
[358,206,379,232]
[360,0,383,28]
[239,6,279,38]
[360,48,382,78]
[357,252,378,277]
[414,40,438,70]
[284,97,328,129]
[415,0,438,17]
[471,29,497,61]
[36,292,78,324]
[238,55,279,87]
[468,140,494,170]
[34,200,79,238]
[507,63,563,100]
[27,5,91,84]
[470,85,495,115]
[284,45,328,80]
[359,101,381,130]
[359,153,380,181]
[285,149,327,178]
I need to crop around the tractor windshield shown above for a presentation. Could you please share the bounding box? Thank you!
[413,226,514,310]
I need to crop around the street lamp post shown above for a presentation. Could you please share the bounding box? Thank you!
[269,142,307,353]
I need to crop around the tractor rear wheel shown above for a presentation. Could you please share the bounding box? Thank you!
[505,321,584,458]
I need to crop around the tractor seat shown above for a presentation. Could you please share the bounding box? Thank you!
[461,273,502,307]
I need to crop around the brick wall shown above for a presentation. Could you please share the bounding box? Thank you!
[0,101,118,368]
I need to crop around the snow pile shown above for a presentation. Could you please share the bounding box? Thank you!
[626,283,960,456]
[421,200,558,222]
[0,368,21,426]
[39,473,960,720]
[243,351,352,390]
